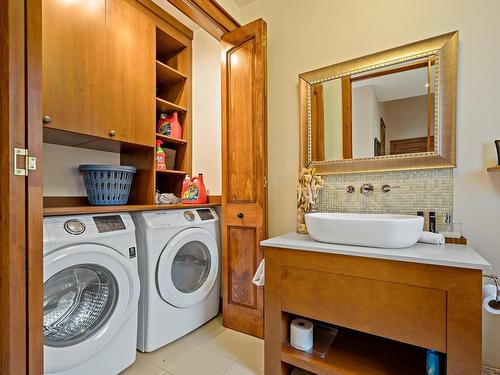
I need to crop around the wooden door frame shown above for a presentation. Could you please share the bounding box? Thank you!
[1,0,43,374]
[166,0,240,40]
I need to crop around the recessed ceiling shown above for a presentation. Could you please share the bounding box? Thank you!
[232,0,256,6]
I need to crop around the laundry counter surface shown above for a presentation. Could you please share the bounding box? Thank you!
[261,232,491,270]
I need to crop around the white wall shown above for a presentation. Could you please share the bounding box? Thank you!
[191,28,222,195]
[352,85,379,158]
[384,94,434,149]
[239,0,500,366]
[43,144,120,196]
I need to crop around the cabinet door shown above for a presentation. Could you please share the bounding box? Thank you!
[42,0,107,136]
[106,0,155,146]
[221,19,267,338]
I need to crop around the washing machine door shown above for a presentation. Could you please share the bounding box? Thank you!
[43,244,140,373]
[157,227,219,308]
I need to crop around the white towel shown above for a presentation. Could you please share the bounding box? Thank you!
[155,192,181,205]
[419,231,445,245]
[252,259,265,287]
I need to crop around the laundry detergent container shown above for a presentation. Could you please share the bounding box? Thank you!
[79,164,136,205]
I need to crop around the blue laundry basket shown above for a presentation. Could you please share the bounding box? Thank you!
[78,165,137,205]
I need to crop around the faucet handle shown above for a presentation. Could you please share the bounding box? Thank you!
[360,184,374,195]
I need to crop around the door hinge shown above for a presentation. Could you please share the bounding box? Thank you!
[262,36,267,48]
[263,176,267,188]
[14,148,37,176]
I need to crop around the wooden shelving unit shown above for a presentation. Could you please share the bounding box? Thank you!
[281,328,427,375]
[154,25,192,200]
[487,165,500,172]
[156,97,188,113]
[156,169,188,175]
[42,8,193,214]
[156,60,187,84]
[156,133,188,145]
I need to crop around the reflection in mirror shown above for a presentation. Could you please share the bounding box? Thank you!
[311,56,436,162]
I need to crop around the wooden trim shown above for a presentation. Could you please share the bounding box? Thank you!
[341,76,352,159]
[167,0,240,40]
[350,59,433,83]
[427,59,432,151]
[26,0,44,372]
[310,84,325,161]
[0,1,28,373]
[137,0,194,38]
[208,195,222,204]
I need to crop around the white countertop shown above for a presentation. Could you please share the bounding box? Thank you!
[261,232,491,271]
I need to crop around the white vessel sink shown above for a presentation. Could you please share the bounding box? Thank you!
[305,213,424,249]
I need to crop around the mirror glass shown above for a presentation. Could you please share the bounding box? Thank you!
[310,56,437,162]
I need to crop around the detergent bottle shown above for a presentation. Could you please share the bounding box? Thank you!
[155,140,166,170]
[166,112,182,139]
[181,175,198,204]
[192,174,207,203]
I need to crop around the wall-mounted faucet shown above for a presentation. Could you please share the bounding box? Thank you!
[381,184,391,193]
[360,184,374,195]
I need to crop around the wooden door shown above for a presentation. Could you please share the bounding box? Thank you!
[221,19,267,338]
[106,0,155,146]
[1,0,43,373]
[42,0,107,137]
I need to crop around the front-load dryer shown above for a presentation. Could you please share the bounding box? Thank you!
[43,213,140,375]
[132,208,220,352]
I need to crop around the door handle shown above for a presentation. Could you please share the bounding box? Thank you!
[237,212,244,219]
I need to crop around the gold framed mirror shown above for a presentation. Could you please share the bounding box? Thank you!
[299,31,458,174]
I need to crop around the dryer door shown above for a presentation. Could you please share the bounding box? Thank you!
[43,244,140,373]
[157,227,219,308]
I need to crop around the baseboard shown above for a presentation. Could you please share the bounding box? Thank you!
[483,365,500,375]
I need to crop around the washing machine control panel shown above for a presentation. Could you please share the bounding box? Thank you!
[93,215,126,233]
[183,211,195,221]
[64,219,86,235]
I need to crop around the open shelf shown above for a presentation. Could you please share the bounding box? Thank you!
[156,28,186,66]
[156,60,187,84]
[156,169,187,175]
[281,328,427,375]
[156,97,187,113]
[487,165,500,172]
[156,133,188,146]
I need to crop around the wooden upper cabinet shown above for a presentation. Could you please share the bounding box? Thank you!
[42,0,107,137]
[105,0,156,146]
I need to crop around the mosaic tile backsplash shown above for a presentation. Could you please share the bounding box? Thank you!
[317,169,453,232]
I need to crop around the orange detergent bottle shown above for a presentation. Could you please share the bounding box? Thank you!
[181,174,207,204]
[166,112,182,139]
[155,140,166,170]
[192,173,207,204]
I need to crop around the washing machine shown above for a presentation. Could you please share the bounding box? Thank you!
[43,213,140,375]
[132,208,220,352]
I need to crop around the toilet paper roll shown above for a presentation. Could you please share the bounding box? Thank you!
[290,319,313,351]
[483,296,500,315]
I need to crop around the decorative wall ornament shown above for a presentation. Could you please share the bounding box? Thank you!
[296,167,324,234]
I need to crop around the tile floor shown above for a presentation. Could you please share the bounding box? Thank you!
[121,315,264,375]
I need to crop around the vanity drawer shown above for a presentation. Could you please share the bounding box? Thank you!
[281,266,447,352]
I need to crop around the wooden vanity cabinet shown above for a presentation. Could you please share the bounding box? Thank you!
[265,248,483,375]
